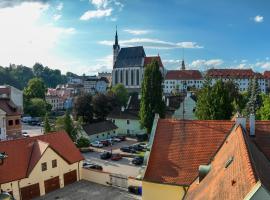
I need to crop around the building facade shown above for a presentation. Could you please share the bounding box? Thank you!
[83,76,109,94]
[0,85,23,112]
[45,95,64,111]
[0,132,84,200]
[0,108,6,141]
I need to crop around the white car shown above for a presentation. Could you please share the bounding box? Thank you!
[90,141,103,148]
[22,132,29,137]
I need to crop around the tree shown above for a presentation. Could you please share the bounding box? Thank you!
[73,93,93,123]
[76,137,90,148]
[44,113,51,133]
[55,111,76,141]
[139,60,165,134]
[257,94,270,120]
[93,93,114,120]
[24,98,51,117]
[24,77,46,100]
[195,79,236,120]
[111,84,128,106]
[245,77,262,116]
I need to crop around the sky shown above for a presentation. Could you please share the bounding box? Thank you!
[0,0,269,75]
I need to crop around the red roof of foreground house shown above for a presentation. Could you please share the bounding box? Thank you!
[185,125,270,200]
[144,56,164,68]
[0,131,84,184]
[207,68,258,78]
[165,70,203,80]
[0,99,21,116]
[143,119,234,186]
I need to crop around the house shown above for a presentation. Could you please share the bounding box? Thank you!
[107,93,146,136]
[80,121,118,142]
[83,76,109,94]
[111,29,164,92]
[0,131,84,200]
[164,69,203,94]
[263,71,270,93]
[142,118,234,200]
[98,72,112,87]
[0,85,23,111]
[142,116,270,200]
[0,98,22,140]
[207,69,266,93]
[45,95,64,111]
[0,108,6,141]
[184,117,270,200]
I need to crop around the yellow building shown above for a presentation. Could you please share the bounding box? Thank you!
[0,131,84,200]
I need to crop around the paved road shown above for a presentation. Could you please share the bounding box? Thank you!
[35,180,141,200]
[83,139,142,177]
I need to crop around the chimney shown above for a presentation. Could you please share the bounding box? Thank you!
[249,114,255,136]
[166,97,169,107]
[198,164,211,182]
[235,116,246,131]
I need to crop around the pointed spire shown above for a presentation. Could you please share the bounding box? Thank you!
[115,25,118,46]
[181,60,185,70]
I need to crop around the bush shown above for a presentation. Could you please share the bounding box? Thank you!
[76,137,90,148]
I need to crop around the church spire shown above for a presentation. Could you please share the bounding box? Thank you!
[114,26,118,46]
[181,60,186,70]
[113,26,120,66]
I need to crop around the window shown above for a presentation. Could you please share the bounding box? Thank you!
[96,135,99,138]
[15,119,20,125]
[136,69,140,85]
[126,70,129,85]
[108,133,110,135]
[8,120,13,126]
[112,119,115,123]
[113,131,115,133]
[120,70,123,83]
[41,162,47,171]
[131,70,134,85]
[102,134,105,136]
[115,70,118,84]
[127,129,130,134]
[127,120,130,124]
[52,159,57,168]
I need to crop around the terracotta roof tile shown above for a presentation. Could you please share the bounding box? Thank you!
[264,71,270,79]
[143,119,234,186]
[207,68,258,78]
[0,132,84,184]
[144,56,164,68]
[165,70,203,80]
[0,99,21,115]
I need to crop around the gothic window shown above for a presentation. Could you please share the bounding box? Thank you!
[120,70,123,83]
[115,70,118,84]
[136,69,139,85]
[126,70,129,85]
[131,70,134,85]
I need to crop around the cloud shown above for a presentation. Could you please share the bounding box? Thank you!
[254,15,264,23]
[53,14,62,21]
[56,2,63,11]
[255,61,270,69]
[80,8,112,20]
[0,2,76,71]
[0,0,49,8]
[91,0,108,9]
[190,59,224,69]
[99,38,203,49]
[124,29,151,35]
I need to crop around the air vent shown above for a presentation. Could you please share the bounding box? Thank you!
[225,156,234,168]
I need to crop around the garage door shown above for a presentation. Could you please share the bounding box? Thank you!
[64,170,77,186]
[20,183,40,200]
[44,176,60,194]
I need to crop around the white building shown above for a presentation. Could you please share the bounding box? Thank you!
[0,108,7,141]
[207,69,266,93]
[0,85,23,111]
[164,68,203,94]
[83,76,109,94]
[45,95,64,111]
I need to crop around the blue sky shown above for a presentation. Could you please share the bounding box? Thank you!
[0,0,269,75]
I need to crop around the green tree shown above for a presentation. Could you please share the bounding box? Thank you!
[139,60,165,134]
[24,98,51,117]
[257,94,270,120]
[245,77,262,116]
[111,84,128,106]
[76,137,90,148]
[44,113,51,133]
[24,77,46,100]
[55,112,76,141]
[93,93,114,120]
[73,94,93,123]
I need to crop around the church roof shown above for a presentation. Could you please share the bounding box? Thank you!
[114,46,146,68]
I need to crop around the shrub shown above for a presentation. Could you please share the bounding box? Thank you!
[76,137,90,148]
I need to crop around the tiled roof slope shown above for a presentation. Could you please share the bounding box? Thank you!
[165,70,203,80]
[185,125,270,200]
[143,119,234,185]
[0,131,84,184]
[114,46,146,68]
[207,69,257,78]
[82,121,118,136]
[0,99,21,115]
[144,56,164,68]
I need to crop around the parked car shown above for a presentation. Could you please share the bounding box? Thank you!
[100,140,110,146]
[112,137,121,142]
[120,146,137,153]
[131,144,145,152]
[117,135,126,141]
[111,153,122,161]
[83,162,103,170]
[132,156,144,165]
[100,151,112,159]
[90,141,103,148]
[106,138,114,145]
[22,132,29,137]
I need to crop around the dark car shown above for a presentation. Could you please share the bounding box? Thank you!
[117,136,126,141]
[132,156,144,165]
[111,153,122,161]
[100,151,112,159]
[120,146,137,153]
[132,144,145,152]
[100,140,110,146]
[84,163,103,171]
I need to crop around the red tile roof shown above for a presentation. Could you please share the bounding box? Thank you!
[185,124,270,200]
[0,99,21,115]
[0,132,84,184]
[264,71,270,79]
[143,119,234,186]
[144,56,164,68]
[207,68,259,79]
[165,70,203,80]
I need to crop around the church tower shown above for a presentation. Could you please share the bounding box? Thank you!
[113,26,120,67]
[181,60,186,70]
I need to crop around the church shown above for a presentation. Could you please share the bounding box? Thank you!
[111,29,164,92]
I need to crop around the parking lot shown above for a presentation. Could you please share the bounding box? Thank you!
[22,123,43,137]
[35,180,141,200]
[83,138,145,177]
